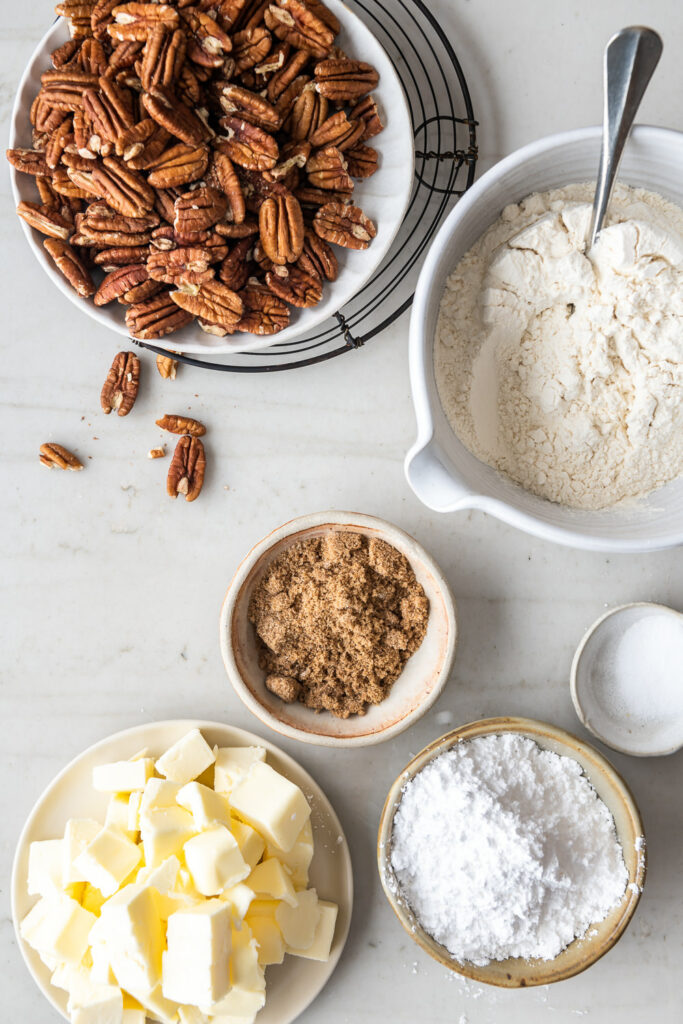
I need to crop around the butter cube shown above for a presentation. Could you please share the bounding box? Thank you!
[63,819,101,886]
[81,883,106,916]
[213,747,266,794]
[68,979,123,1024]
[136,854,180,893]
[74,825,142,897]
[275,888,320,949]
[123,984,180,1024]
[208,987,265,1022]
[229,763,310,853]
[230,923,265,993]
[28,839,65,898]
[176,782,231,829]
[97,884,164,993]
[90,941,116,985]
[106,794,137,838]
[122,1011,146,1024]
[140,778,181,825]
[220,883,254,922]
[155,729,215,786]
[286,899,337,961]
[265,819,313,888]
[127,791,142,833]
[184,826,249,896]
[230,820,265,871]
[20,894,96,965]
[178,1009,209,1024]
[247,858,296,906]
[141,806,196,868]
[92,759,154,793]
[161,900,232,1008]
[245,914,284,966]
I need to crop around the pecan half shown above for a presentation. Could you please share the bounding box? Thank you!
[156,354,177,378]
[121,119,171,166]
[139,25,186,91]
[6,148,49,176]
[350,94,384,140]
[214,218,259,238]
[298,226,337,280]
[120,278,163,303]
[73,156,156,215]
[82,77,136,149]
[217,82,282,132]
[218,236,252,290]
[294,183,351,208]
[209,149,246,223]
[44,238,96,295]
[167,434,205,501]
[218,115,278,171]
[108,3,180,43]
[170,279,243,328]
[306,145,353,191]
[142,85,212,147]
[146,142,209,186]
[39,443,84,470]
[236,283,289,333]
[264,0,334,59]
[100,350,140,415]
[265,47,309,102]
[174,186,228,236]
[126,291,193,338]
[309,110,363,151]
[156,413,206,436]
[148,246,215,287]
[258,190,303,264]
[231,27,272,74]
[94,263,149,304]
[313,58,379,101]
[345,143,378,178]
[285,84,328,140]
[266,264,322,306]
[313,201,376,249]
[16,201,73,240]
[93,244,151,266]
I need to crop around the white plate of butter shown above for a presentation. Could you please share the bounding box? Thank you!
[11,720,353,1024]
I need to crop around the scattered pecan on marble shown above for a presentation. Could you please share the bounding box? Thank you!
[167,434,206,502]
[156,413,206,437]
[39,442,83,470]
[100,350,140,415]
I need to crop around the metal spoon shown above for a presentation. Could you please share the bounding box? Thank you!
[587,26,663,251]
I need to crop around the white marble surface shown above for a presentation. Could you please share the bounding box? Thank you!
[1,1,682,1021]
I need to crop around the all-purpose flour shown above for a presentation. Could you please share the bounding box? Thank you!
[390,734,628,965]
[435,183,683,509]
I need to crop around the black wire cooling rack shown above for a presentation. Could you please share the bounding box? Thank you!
[134,0,478,373]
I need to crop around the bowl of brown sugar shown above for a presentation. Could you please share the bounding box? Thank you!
[219,511,458,747]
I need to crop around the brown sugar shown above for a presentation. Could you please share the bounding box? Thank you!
[248,531,430,718]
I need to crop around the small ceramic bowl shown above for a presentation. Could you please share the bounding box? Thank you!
[571,602,683,757]
[219,511,457,747]
[377,717,646,987]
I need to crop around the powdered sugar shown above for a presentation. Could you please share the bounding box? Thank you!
[390,734,628,965]
[435,183,683,509]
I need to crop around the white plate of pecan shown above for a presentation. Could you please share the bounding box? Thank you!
[8,0,414,354]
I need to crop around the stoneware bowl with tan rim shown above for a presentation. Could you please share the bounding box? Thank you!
[219,511,457,747]
[377,716,646,987]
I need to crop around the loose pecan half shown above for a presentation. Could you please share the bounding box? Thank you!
[209,149,246,224]
[167,434,205,501]
[350,94,384,140]
[142,85,212,147]
[148,246,215,287]
[218,115,278,171]
[139,25,186,91]
[174,186,228,236]
[236,283,289,333]
[39,443,84,470]
[218,237,252,290]
[148,445,166,458]
[100,350,140,415]
[44,238,96,295]
[306,145,353,192]
[313,201,376,249]
[264,0,334,59]
[126,291,193,338]
[156,413,206,436]
[231,27,272,74]
[266,264,322,307]
[108,3,180,43]
[298,226,337,280]
[309,110,363,151]
[16,201,73,240]
[265,47,309,102]
[217,83,282,131]
[170,279,243,329]
[258,190,303,264]
[94,263,149,304]
[345,143,378,178]
[156,354,177,378]
[146,142,209,186]
[93,244,151,266]
[6,148,49,176]
[313,58,379,101]
[285,84,328,140]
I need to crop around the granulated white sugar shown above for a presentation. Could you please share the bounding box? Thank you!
[390,734,628,965]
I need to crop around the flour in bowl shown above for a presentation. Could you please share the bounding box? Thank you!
[435,183,683,509]
[390,734,628,965]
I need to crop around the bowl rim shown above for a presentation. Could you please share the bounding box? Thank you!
[218,510,458,748]
[407,123,683,552]
[9,8,415,356]
[570,601,683,757]
[377,715,647,987]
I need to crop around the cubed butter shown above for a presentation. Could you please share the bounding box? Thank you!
[28,839,65,898]
[208,987,265,1021]
[176,782,231,830]
[92,759,154,793]
[161,900,232,1008]
[136,854,180,893]
[127,791,142,833]
[105,794,136,838]
[244,914,284,966]
[96,884,164,993]
[229,763,310,853]
[74,825,142,897]
[90,941,116,985]
[123,984,180,1024]
[285,899,337,961]
[265,819,313,889]
[20,894,96,966]
[230,924,265,994]
[220,883,254,922]
[178,1008,209,1024]
[155,729,215,786]
[213,747,266,794]
[122,1011,146,1024]
[141,806,196,869]
[230,820,265,871]
[63,819,101,886]
[275,888,320,950]
[247,858,296,907]
[67,973,123,1024]
[184,826,249,896]
[139,778,181,825]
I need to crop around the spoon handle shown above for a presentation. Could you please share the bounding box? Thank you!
[588,26,662,250]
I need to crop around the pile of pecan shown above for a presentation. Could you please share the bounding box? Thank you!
[7,0,384,340]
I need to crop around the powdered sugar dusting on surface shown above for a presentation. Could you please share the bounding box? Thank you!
[390,734,628,965]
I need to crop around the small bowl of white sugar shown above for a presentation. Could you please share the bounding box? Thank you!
[377,717,646,987]
[571,602,683,756]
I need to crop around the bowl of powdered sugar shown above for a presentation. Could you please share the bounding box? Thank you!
[407,125,683,551]
[377,717,646,986]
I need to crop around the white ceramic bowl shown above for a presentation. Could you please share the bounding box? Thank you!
[9,4,413,355]
[219,511,457,747]
[12,720,353,1024]
[406,125,683,552]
